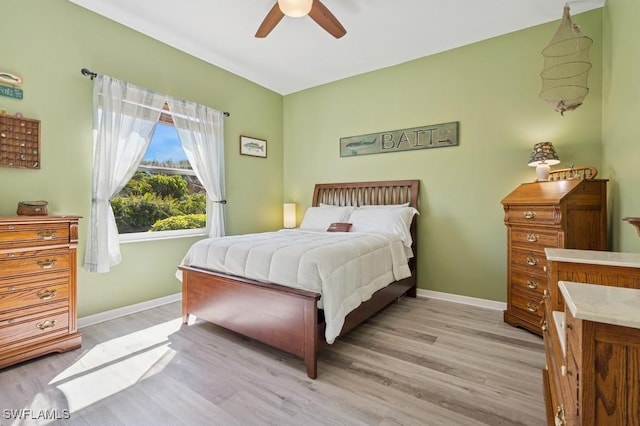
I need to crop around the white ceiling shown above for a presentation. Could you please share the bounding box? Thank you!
[68,0,605,95]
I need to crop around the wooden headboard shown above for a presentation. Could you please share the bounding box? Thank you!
[312,179,420,208]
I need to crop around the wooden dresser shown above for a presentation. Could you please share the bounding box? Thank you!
[0,216,82,368]
[542,275,640,425]
[501,179,607,335]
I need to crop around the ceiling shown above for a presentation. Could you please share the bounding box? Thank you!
[68,0,605,95]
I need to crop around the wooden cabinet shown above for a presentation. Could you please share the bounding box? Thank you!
[501,179,607,335]
[0,216,81,368]
[542,280,640,425]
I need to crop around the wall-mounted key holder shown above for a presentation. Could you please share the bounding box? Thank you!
[0,113,40,169]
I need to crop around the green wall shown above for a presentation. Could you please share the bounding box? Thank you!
[283,10,604,302]
[602,0,640,253]
[0,1,284,317]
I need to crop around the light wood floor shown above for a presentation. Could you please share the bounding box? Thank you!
[0,297,546,425]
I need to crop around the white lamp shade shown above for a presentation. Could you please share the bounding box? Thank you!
[283,203,297,228]
[278,0,312,17]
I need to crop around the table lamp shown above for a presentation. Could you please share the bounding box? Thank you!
[283,203,296,228]
[528,142,560,181]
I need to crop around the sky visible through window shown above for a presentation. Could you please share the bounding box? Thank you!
[143,123,187,164]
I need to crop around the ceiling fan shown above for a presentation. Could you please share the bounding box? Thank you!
[255,0,347,39]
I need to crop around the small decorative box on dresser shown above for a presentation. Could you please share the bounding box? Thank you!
[501,179,607,335]
[0,216,82,369]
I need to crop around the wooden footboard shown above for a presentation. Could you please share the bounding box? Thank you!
[180,264,416,379]
[180,265,322,378]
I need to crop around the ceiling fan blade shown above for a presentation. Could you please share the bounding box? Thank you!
[255,3,285,38]
[308,0,346,39]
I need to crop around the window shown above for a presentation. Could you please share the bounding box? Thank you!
[112,111,209,242]
[85,74,225,273]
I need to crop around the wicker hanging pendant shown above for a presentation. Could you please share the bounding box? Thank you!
[539,5,593,115]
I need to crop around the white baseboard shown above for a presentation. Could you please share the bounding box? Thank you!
[77,289,505,329]
[78,292,182,329]
[416,289,506,311]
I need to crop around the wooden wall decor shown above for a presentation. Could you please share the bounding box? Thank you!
[0,114,40,169]
[340,122,459,157]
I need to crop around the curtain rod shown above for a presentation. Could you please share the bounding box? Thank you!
[80,68,230,117]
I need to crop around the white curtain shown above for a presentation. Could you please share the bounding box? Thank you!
[84,75,165,273]
[167,98,226,237]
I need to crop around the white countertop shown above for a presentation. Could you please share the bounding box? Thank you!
[545,248,640,269]
[559,281,640,329]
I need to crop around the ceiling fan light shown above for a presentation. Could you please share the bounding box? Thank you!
[278,0,312,17]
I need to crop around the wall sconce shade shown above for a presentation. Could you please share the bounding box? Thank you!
[278,0,312,17]
[528,142,560,181]
[283,203,297,228]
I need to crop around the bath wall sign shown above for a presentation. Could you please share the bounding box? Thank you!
[340,121,459,157]
[0,71,24,100]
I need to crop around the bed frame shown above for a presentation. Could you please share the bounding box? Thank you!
[179,179,420,379]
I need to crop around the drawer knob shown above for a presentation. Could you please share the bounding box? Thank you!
[541,320,548,332]
[524,211,536,219]
[526,302,538,313]
[37,289,58,300]
[37,259,58,269]
[36,319,57,330]
[37,230,57,240]
[8,224,15,230]
[526,280,539,289]
[526,256,538,266]
[555,405,566,426]
[526,234,538,242]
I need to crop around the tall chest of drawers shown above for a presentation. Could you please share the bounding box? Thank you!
[501,179,607,336]
[0,216,82,368]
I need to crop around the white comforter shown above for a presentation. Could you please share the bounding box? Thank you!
[177,229,412,343]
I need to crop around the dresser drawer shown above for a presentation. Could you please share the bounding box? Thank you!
[0,280,68,313]
[0,309,69,348]
[565,342,580,418]
[504,206,559,225]
[510,285,544,323]
[0,250,70,278]
[0,299,68,324]
[0,223,70,248]
[511,269,548,296]
[565,309,582,358]
[510,228,560,250]
[511,248,548,275]
[542,297,567,417]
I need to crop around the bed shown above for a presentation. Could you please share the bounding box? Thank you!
[178,179,420,378]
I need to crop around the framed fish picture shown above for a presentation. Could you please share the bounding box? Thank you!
[240,135,267,158]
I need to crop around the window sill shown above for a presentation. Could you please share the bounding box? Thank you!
[119,229,208,244]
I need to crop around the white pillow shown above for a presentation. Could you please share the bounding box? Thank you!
[349,207,419,247]
[299,206,354,231]
[359,202,410,208]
